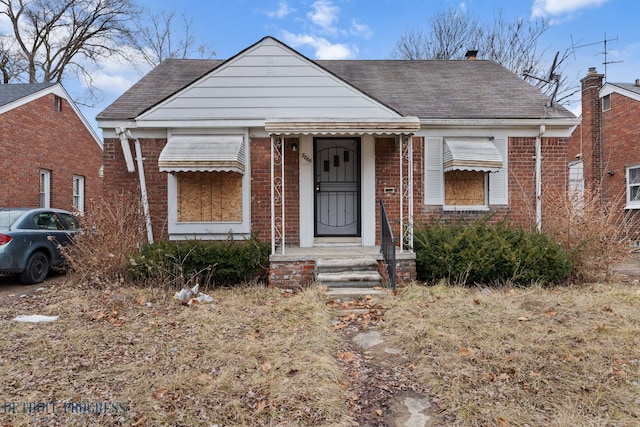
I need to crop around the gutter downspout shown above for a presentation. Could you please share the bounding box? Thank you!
[535,125,545,232]
[116,128,154,243]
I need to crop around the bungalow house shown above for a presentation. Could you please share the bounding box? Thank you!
[96,36,578,287]
[568,67,640,247]
[0,82,103,212]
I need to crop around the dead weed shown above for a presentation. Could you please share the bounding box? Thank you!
[0,283,353,426]
[383,282,640,426]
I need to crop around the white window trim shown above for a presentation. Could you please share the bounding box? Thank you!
[72,175,85,212]
[165,130,251,240]
[40,170,51,208]
[443,171,490,211]
[424,134,509,210]
[602,94,611,112]
[626,165,640,209]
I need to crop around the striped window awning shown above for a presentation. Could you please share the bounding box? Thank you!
[158,135,245,173]
[443,138,503,173]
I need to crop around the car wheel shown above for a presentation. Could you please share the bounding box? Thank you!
[19,252,50,284]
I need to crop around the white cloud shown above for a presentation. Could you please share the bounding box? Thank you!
[308,0,341,35]
[265,1,295,19]
[280,30,356,59]
[532,0,609,17]
[350,19,372,39]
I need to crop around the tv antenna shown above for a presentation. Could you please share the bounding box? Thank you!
[524,50,561,107]
[570,33,622,81]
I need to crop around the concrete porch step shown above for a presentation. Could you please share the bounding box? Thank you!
[315,271,382,288]
[325,287,388,300]
[315,257,379,273]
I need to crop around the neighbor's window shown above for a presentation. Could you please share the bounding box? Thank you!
[40,170,51,208]
[177,171,242,222]
[72,175,85,212]
[626,166,640,209]
[602,94,611,111]
[54,95,62,111]
[444,170,487,206]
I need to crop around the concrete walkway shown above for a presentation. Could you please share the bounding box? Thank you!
[612,253,640,277]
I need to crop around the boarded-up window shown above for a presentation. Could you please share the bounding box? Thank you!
[177,172,242,222]
[444,170,486,206]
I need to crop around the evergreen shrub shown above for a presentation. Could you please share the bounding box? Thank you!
[127,234,270,288]
[414,217,571,285]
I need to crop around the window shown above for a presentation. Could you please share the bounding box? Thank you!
[425,137,508,209]
[162,134,250,238]
[444,170,488,206]
[40,170,51,208]
[177,172,242,222]
[626,166,640,209]
[72,175,85,212]
[602,94,611,111]
[54,95,62,111]
[568,160,584,208]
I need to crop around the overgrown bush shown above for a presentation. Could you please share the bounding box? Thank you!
[542,186,633,282]
[63,192,146,286]
[414,216,571,285]
[127,235,271,288]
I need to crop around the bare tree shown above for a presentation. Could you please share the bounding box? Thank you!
[392,8,572,104]
[393,9,478,60]
[0,37,24,83]
[131,9,215,68]
[0,0,138,84]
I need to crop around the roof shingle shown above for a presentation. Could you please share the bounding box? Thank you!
[0,83,56,108]
[97,56,575,122]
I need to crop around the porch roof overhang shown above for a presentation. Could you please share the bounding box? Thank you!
[158,135,245,173]
[443,138,503,173]
[265,117,421,136]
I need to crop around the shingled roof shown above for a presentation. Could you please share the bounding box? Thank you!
[606,82,640,97]
[98,53,574,122]
[0,83,56,108]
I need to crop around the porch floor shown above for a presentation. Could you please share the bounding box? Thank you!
[269,245,415,262]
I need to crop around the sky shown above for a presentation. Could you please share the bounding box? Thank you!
[57,0,640,130]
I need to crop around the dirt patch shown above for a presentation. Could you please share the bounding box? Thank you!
[0,272,67,300]
[329,296,448,426]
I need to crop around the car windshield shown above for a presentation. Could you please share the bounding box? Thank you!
[0,210,25,228]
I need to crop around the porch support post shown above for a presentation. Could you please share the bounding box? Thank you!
[400,134,414,251]
[271,136,285,255]
[399,135,404,252]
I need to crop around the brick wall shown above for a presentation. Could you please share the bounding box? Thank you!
[103,132,568,245]
[250,137,272,243]
[601,92,640,204]
[0,94,103,211]
[103,137,168,240]
[568,69,640,242]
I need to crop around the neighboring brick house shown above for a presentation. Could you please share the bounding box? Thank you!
[96,36,578,286]
[0,83,103,212]
[568,67,640,245]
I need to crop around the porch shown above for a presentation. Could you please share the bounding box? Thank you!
[268,243,416,289]
[265,118,420,289]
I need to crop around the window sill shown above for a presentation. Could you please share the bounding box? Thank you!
[625,204,640,210]
[443,205,490,212]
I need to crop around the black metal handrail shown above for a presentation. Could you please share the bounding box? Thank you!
[379,199,397,290]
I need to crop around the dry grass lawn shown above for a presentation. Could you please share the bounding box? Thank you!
[1,279,639,426]
[0,284,352,426]
[383,282,640,426]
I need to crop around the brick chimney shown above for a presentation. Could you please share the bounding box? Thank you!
[580,67,605,187]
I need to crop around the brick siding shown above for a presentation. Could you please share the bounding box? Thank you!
[0,94,103,211]
[568,70,640,242]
